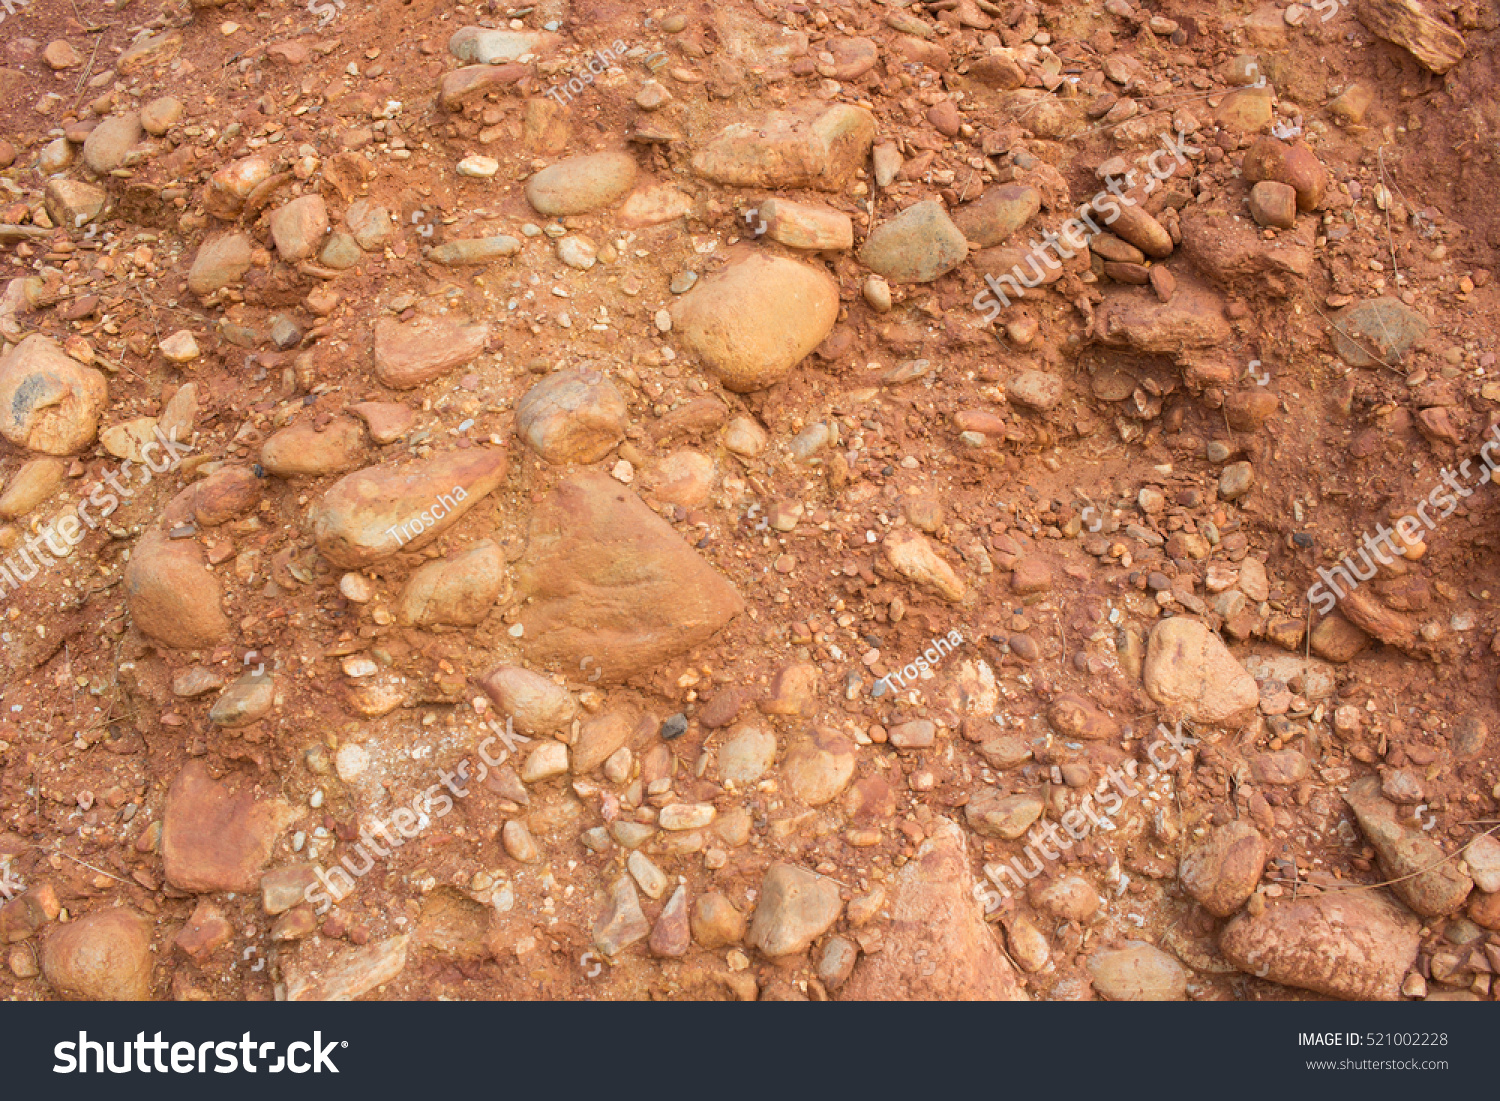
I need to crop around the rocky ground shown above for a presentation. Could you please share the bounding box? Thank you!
[0,0,1498,1003]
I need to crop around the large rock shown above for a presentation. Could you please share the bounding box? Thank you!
[691,105,875,191]
[124,530,231,649]
[397,540,506,627]
[373,316,490,390]
[670,253,838,393]
[842,818,1025,999]
[1344,777,1472,916]
[161,761,296,893]
[42,908,154,1000]
[1142,616,1258,725]
[525,152,638,216]
[1179,820,1268,917]
[311,447,508,568]
[515,367,628,463]
[44,179,106,229]
[858,200,969,284]
[0,335,108,455]
[1093,282,1232,355]
[747,864,844,958]
[187,233,253,296]
[1219,890,1420,1000]
[515,472,743,682]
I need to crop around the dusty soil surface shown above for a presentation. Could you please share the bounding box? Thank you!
[1,0,1498,1003]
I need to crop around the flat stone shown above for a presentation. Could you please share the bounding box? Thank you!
[43,179,106,229]
[161,761,296,893]
[718,723,778,784]
[691,892,747,948]
[448,26,560,63]
[526,152,638,216]
[261,865,318,915]
[1332,297,1429,367]
[1345,777,1473,916]
[261,416,366,477]
[758,198,854,250]
[966,790,1044,839]
[593,876,650,957]
[477,665,576,736]
[572,711,633,775]
[269,195,329,262]
[515,472,744,682]
[0,334,108,455]
[782,726,856,806]
[82,112,143,174]
[398,540,506,627]
[187,233,253,296]
[1005,370,1064,411]
[0,457,64,520]
[883,528,966,602]
[952,184,1040,249]
[429,236,521,265]
[650,884,691,957]
[1093,281,1231,354]
[208,673,275,727]
[124,530,230,649]
[373,315,489,390]
[858,200,969,284]
[140,96,184,135]
[285,935,410,1001]
[1087,942,1187,1000]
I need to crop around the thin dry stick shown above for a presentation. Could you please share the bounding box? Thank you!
[1376,146,1402,286]
[1297,287,1406,376]
[69,30,106,114]
[1271,821,1500,897]
[56,851,135,887]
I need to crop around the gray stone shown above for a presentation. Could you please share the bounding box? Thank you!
[858,199,968,284]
